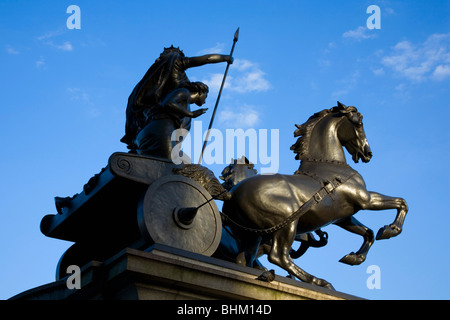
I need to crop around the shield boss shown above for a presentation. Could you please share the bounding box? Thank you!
[138,175,222,256]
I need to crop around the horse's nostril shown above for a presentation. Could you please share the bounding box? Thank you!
[364,145,372,158]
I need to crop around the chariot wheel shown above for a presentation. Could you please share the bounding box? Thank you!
[138,175,222,256]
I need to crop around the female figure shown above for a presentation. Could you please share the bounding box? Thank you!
[122,46,232,151]
[135,82,209,159]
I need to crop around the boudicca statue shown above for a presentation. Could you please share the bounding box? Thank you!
[42,30,408,292]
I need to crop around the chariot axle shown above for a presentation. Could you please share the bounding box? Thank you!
[173,206,198,229]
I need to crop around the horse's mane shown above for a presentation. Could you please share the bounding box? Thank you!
[290,103,357,160]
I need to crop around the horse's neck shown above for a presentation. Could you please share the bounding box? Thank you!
[306,118,346,164]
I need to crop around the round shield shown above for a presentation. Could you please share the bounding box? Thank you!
[138,175,222,256]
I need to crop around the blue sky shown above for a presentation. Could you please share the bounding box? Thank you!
[1,0,449,300]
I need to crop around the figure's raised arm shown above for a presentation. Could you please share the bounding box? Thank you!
[185,54,233,68]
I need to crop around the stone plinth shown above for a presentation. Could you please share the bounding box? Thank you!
[10,244,362,300]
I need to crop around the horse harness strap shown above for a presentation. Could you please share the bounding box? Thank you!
[222,172,357,235]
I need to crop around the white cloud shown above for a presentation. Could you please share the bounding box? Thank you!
[197,42,226,55]
[67,87,93,105]
[393,83,411,101]
[67,87,100,117]
[233,59,256,71]
[231,68,271,93]
[385,7,395,15]
[202,73,231,93]
[46,41,73,51]
[381,33,450,81]
[218,105,260,128]
[432,65,450,81]
[372,67,385,76]
[342,26,377,41]
[57,41,73,51]
[201,58,271,94]
[37,29,64,41]
[36,29,73,51]
[331,70,360,99]
[196,58,269,128]
[6,45,19,55]
[36,56,45,68]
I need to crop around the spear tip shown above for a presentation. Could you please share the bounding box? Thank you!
[234,27,240,42]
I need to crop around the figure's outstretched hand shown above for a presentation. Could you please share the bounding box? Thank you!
[227,55,234,64]
[192,108,208,118]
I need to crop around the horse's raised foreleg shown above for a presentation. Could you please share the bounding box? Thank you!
[268,222,334,289]
[334,216,374,265]
[360,191,408,240]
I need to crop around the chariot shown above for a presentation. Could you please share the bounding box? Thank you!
[41,153,223,280]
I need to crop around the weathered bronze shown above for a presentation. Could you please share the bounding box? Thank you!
[138,174,222,256]
[39,30,408,294]
[135,83,209,158]
[219,102,408,289]
[121,45,233,157]
[42,153,226,280]
[45,101,408,288]
[179,157,328,272]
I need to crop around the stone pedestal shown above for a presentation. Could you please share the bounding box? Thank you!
[10,244,361,300]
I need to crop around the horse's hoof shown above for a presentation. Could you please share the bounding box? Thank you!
[339,252,365,265]
[376,224,401,240]
[314,278,335,290]
[324,282,335,290]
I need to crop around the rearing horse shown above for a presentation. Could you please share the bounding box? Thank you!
[222,102,408,289]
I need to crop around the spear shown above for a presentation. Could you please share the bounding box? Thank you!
[198,28,239,164]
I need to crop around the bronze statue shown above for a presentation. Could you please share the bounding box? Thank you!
[38,30,409,294]
[211,157,328,272]
[219,102,408,289]
[121,46,233,155]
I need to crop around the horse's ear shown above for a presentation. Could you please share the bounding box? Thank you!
[337,101,353,114]
[294,124,304,137]
[337,101,347,109]
[294,124,301,133]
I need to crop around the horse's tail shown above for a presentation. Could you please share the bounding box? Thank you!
[172,164,232,201]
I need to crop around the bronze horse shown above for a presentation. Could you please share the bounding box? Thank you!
[221,102,408,289]
[214,156,328,268]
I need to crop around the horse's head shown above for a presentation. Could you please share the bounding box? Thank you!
[335,102,372,163]
[220,156,258,190]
